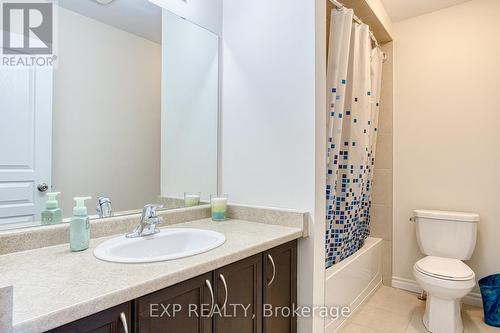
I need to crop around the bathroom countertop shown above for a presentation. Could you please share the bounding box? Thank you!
[0,218,303,333]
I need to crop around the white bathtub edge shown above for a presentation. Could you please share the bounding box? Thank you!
[325,237,383,333]
[326,237,383,279]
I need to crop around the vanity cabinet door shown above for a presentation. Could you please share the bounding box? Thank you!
[213,254,262,333]
[135,272,214,333]
[263,240,297,333]
[46,302,131,333]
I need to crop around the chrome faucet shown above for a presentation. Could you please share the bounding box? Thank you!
[96,197,113,218]
[126,204,163,238]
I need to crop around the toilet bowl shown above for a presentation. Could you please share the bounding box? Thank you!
[412,209,479,333]
[414,256,475,333]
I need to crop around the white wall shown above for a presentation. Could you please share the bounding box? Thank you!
[222,0,324,332]
[222,0,316,211]
[53,7,161,215]
[161,10,219,201]
[149,0,222,36]
[393,0,500,292]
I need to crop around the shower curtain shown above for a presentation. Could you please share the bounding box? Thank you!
[325,8,384,268]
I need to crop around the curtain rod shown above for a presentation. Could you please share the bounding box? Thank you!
[329,0,387,62]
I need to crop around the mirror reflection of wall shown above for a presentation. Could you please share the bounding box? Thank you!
[160,10,219,207]
[54,2,162,217]
[0,0,219,230]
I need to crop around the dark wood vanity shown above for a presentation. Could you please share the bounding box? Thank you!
[47,240,297,333]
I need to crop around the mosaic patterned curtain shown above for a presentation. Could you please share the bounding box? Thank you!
[325,8,384,268]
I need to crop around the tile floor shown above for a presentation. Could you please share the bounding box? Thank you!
[340,286,500,333]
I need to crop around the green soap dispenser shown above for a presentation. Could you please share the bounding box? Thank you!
[41,192,63,225]
[70,196,92,252]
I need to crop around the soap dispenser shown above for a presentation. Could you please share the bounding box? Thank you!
[41,192,63,225]
[70,196,92,252]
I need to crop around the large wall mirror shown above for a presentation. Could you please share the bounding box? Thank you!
[0,0,219,230]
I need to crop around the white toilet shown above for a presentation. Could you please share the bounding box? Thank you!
[412,209,479,333]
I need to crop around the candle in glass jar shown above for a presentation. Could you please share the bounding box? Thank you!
[184,192,201,207]
[210,194,228,221]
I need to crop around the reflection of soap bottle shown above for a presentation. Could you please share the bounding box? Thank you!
[41,192,63,225]
[70,197,92,252]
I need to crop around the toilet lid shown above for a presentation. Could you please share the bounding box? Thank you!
[415,256,475,281]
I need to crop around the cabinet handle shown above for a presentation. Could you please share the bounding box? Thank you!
[267,254,276,287]
[119,312,129,333]
[205,279,215,317]
[219,274,228,310]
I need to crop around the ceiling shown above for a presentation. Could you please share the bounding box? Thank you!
[380,0,471,22]
[59,0,162,43]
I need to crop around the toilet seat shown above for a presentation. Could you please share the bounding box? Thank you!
[415,256,475,281]
[414,257,476,333]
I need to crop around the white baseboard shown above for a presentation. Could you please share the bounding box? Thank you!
[392,276,483,308]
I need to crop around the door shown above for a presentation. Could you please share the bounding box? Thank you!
[214,254,262,333]
[0,65,52,229]
[263,240,297,333]
[46,302,131,333]
[136,272,214,333]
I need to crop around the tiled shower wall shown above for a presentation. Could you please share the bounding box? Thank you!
[371,42,394,285]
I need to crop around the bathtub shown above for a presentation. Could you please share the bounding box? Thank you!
[324,237,383,333]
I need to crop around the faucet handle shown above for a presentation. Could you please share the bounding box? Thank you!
[126,204,164,238]
[147,216,163,227]
[96,197,113,218]
[142,204,163,219]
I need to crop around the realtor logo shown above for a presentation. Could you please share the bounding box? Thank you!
[2,2,53,54]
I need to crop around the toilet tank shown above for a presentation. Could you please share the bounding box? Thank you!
[414,209,479,260]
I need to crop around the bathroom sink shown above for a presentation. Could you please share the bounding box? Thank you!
[94,228,226,263]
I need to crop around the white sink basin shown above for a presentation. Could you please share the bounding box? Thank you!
[94,228,226,263]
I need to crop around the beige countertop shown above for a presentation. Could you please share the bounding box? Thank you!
[0,218,303,333]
